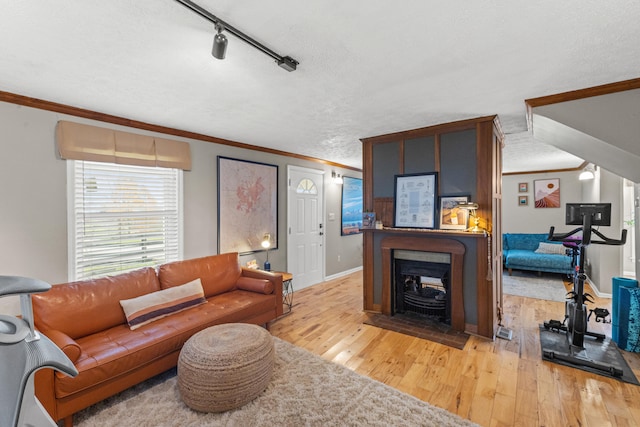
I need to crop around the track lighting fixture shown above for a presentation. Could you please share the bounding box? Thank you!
[175,0,299,71]
[211,24,227,60]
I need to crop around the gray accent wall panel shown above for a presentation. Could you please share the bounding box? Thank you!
[405,136,435,174]
[440,130,477,198]
[373,142,400,198]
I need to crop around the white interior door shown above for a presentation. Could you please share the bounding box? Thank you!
[287,166,324,290]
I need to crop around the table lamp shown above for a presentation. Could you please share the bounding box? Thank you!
[261,233,272,271]
[457,202,481,232]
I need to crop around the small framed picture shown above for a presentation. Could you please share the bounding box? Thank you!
[518,182,528,193]
[362,212,376,229]
[518,196,528,206]
[439,195,470,230]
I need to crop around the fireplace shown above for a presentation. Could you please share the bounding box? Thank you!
[381,236,466,332]
[393,250,451,324]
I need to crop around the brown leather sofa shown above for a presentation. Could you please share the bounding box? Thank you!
[32,252,283,427]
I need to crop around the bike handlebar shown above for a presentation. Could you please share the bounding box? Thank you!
[548,225,627,246]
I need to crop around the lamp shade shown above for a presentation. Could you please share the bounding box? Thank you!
[212,33,227,59]
[579,164,596,180]
[261,233,271,249]
[261,233,271,271]
[579,170,595,180]
[457,202,479,210]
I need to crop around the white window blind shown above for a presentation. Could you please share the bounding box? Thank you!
[69,160,182,280]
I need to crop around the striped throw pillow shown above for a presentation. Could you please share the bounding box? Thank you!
[120,278,206,330]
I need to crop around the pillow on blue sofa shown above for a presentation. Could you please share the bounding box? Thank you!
[534,242,566,255]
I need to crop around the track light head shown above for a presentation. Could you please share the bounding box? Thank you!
[211,24,227,60]
[277,56,298,72]
[176,0,299,71]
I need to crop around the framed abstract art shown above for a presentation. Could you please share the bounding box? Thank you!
[217,156,278,254]
[534,178,560,208]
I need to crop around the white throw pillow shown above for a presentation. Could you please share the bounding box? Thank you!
[120,278,206,330]
[534,242,566,255]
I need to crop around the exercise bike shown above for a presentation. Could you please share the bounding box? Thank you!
[542,203,627,377]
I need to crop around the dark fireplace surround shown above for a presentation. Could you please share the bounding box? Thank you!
[394,252,450,323]
[381,236,466,332]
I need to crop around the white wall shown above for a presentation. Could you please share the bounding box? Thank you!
[622,181,635,275]
[584,168,625,294]
[0,105,68,316]
[502,170,583,234]
[0,101,362,315]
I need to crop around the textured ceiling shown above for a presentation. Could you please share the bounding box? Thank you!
[1,1,639,171]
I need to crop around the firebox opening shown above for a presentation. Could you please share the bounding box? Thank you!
[393,250,451,325]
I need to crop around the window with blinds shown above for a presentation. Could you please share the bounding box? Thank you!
[69,160,182,280]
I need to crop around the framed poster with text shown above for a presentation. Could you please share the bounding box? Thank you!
[393,172,438,229]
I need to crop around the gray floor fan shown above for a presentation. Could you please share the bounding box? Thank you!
[0,276,78,427]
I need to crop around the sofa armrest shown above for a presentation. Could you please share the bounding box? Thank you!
[41,329,82,363]
[241,268,284,317]
[34,367,57,421]
[502,234,510,251]
[236,277,274,294]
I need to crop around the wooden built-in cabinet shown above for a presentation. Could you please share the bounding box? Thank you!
[361,116,503,339]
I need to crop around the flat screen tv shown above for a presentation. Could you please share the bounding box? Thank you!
[565,203,611,226]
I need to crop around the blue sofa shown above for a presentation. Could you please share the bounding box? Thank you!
[503,233,574,276]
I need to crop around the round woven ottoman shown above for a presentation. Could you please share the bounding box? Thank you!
[178,323,275,413]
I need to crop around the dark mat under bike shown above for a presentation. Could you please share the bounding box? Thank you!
[539,325,639,385]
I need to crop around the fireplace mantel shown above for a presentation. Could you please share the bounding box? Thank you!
[381,236,466,331]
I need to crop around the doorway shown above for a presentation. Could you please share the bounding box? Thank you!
[287,166,325,289]
[624,179,637,278]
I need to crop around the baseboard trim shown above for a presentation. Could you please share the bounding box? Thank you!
[585,274,612,299]
[324,266,363,282]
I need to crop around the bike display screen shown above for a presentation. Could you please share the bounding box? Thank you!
[565,203,611,226]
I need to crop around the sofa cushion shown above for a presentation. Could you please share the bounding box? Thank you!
[158,253,242,298]
[33,267,162,339]
[534,241,566,255]
[119,278,207,330]
[505,249,569,270]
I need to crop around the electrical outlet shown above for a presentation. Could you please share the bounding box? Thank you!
[338,255,341,262]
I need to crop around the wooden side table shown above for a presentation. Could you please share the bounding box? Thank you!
[273,271,293,314]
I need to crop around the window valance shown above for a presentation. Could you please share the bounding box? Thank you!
[56,121,191,170]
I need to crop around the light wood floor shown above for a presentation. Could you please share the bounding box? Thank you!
[269,271,640,427]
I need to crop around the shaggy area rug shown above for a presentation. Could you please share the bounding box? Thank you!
[502,271,568,302]
[75,337,477,427]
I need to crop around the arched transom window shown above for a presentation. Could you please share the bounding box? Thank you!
[296,178,317,194]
